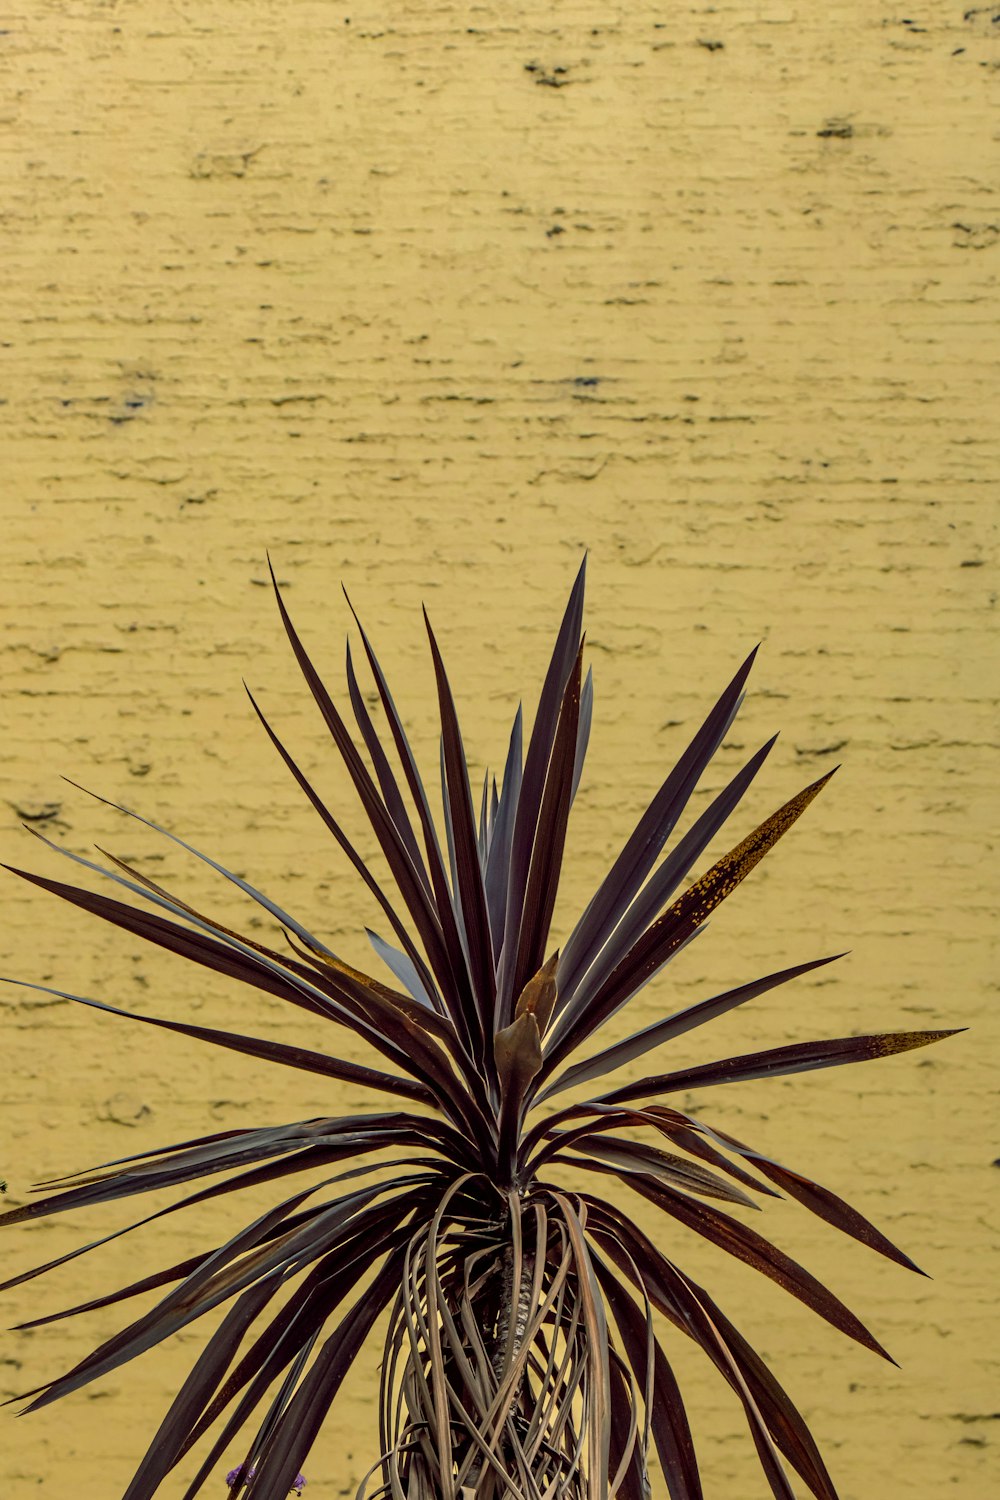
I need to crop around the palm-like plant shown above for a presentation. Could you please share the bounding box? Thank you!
[2,560,954,1500]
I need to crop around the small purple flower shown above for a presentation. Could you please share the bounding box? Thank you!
[225,1462,306,1495]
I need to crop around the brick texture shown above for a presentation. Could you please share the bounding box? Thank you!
[0,3,996,1497]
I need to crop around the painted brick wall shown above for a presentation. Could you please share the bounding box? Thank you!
[0,3,995,1497]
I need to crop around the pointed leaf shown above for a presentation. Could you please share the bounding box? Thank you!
[366,928,436,1008]
[267,563,467,1016]
[588,768,837,1032]
[709,1129,925,1274]
[3,862,439,1085]
[571,666,594,804]
[600,1029,963,1106]
[610,1175,894,1360]
[542,954,844,1100]
[345,638,427,877]
[61,779,336,958]
[341,588,478,1039]
[506,645,583,1010]
[563,1136,762,1209]
[497,557,586,1022]
[0,976,433,1104]
[558,647,758,1006]
[424,609,496,1028]
[245,686,443,1014]
[484,705,523,963]
[549,752,827,1068]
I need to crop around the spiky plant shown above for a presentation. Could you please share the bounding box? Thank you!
[2,560,954,1500]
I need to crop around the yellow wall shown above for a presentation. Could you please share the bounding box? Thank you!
[1,2,995,1496]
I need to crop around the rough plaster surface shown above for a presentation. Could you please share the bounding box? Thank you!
[0,2,996,1497]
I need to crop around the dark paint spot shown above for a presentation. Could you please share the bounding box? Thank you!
[817,119,854,139]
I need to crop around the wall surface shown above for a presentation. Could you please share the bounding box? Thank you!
[0,2,996,1497]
